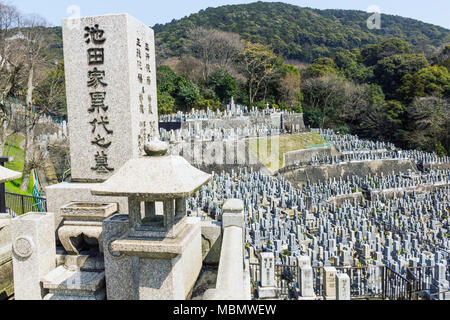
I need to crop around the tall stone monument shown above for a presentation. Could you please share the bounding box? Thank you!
[47,14,159,226]
[62,13,158,182]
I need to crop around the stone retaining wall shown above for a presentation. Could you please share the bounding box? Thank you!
[160,113,307,133]
[281,159,418,187]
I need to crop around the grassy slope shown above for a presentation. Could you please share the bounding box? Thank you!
[3,134,34,195]
[246,131,327,171]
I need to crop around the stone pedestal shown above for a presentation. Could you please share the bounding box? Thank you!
[11,212,56,300]
[111,222,202,300]
[42,266,105,300]
[58,202,118,255]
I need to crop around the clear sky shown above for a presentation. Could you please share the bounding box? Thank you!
[10,0,450,30]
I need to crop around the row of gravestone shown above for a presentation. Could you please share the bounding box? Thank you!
[159,122,305,143]
[314,128,450,165]
[159,102,297,123]
[187,167,449,299]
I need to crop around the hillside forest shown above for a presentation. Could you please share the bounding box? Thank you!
[0,1,449,194]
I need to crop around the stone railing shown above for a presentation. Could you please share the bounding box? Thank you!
[203,199,251,300]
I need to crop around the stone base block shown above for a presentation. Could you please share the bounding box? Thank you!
[107,217,202,300]
[257,287,278,299]
[42,266,105,300]
[46,183,129,233]
[324,296,336,300]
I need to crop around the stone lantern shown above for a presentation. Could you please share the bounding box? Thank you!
[0,165,21,184]
[91,140,211,300]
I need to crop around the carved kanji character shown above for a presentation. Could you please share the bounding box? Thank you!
[91,135,112,148]
[91,151,114,174]
[84,25,106,44]
[90,116,113,134]
[87,48,104,65]
[87,68,107,88]
[88,92,108,113]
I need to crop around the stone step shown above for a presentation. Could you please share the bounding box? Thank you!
[42,266,105,300]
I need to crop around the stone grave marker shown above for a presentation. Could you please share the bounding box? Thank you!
[62,14,158,182]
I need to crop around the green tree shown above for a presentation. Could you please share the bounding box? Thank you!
[157,89,176,115]
[235,42,281,105]
[34,61,66,117]
[397,73,426,104]
[416,65,450,98]
[209,69,238,102]
[405,96,449,154]
[304,57,338,79]
[175,76,200,110]
[361,38,412,66]
[373,54,429,98]
[156,66,178,95]
[279,64,302,111]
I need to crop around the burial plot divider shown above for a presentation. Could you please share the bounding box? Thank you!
[407,265,450,296]
[250,262,418,300]
[383,266,412,300]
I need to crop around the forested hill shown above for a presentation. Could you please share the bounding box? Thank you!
[153,1,450,62]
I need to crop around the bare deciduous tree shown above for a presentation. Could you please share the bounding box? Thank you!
[186,27,243,84]
[9,13,51,191]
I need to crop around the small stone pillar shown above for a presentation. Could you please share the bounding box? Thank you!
[222,199,245,243]
[102,214,134,300]
[336,273,351,300]
[323,266,337,300]
[299,265,315,299]
[432,263,449,300]
[257,252,277,299]
[11,212,56,300]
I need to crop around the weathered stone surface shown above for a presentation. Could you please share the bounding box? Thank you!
[42,266,105,300]
[0,260,13,299]
[336,273,351,300]
[299,265,315,297]
[323,267,337,299]
[60,202,118,220]
[11,212,56,300]
[62,13,158,182]
[46,182,129,233]
[200,220,222,265]
[144,139,169,156]
[91,156,211,199]
[102,214,134,300]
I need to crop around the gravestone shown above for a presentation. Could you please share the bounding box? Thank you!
[323,267,337,300]
[258,252,277,299]
[62,14,158,182]
[336,273,350,300]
